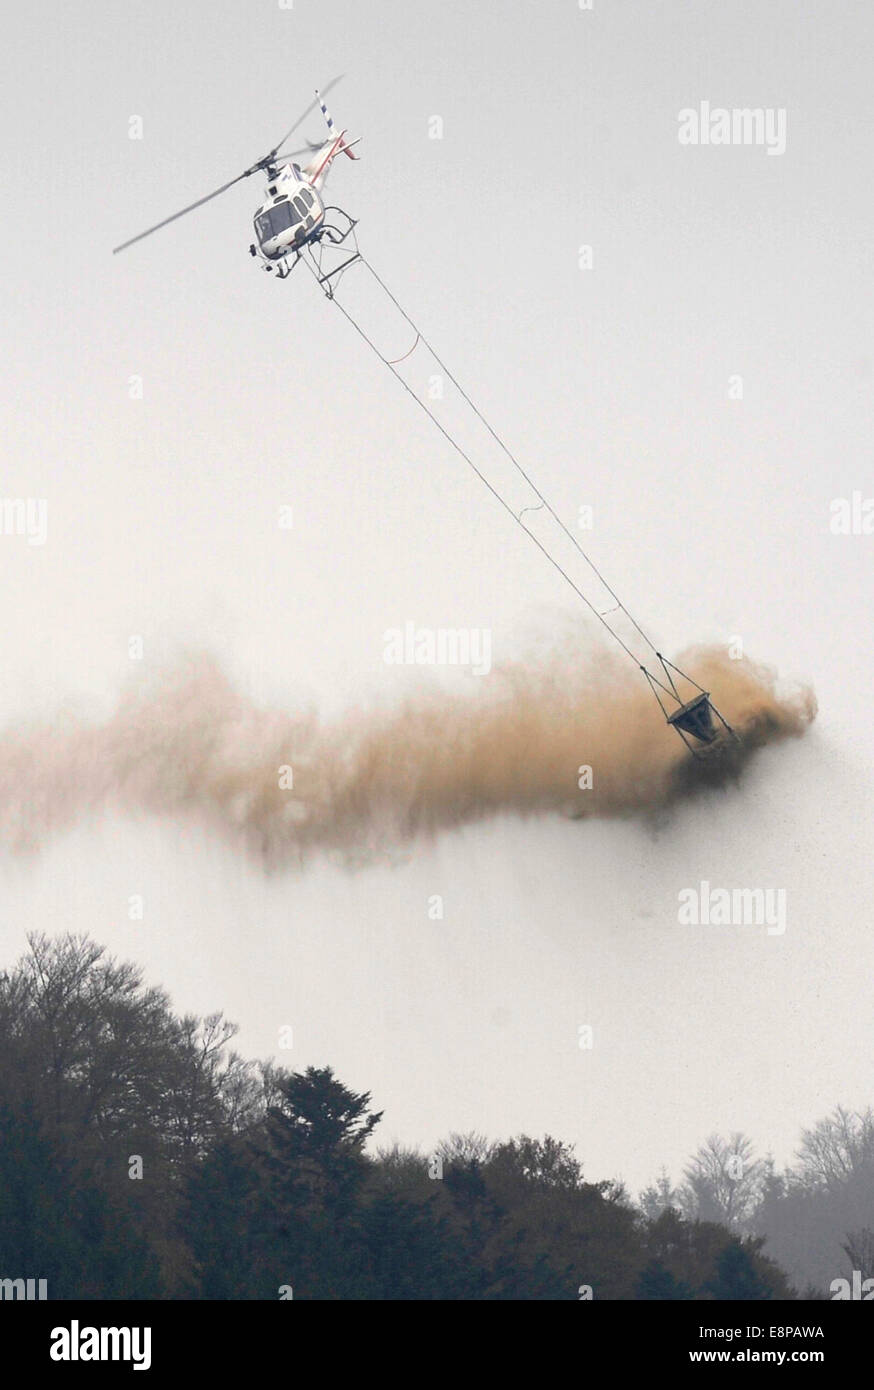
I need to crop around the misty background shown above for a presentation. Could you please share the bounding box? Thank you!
[1,0,872,1202]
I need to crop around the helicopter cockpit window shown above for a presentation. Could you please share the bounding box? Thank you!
[301,188,314,208]
[255,201,302,244]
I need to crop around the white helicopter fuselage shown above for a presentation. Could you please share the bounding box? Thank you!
[251,127,357,266]
[252,162,326,262]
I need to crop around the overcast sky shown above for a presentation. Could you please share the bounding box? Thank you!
[2,0,873,1191]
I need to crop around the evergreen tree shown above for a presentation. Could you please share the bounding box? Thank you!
[635,1259,693,1300]
[705,1241,773,1300]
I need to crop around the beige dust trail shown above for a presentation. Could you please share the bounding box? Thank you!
[0,638,815,865]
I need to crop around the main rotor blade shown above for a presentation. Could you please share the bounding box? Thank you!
[112,168,254,255]
[270,75,343,156]
[112,81,345,254]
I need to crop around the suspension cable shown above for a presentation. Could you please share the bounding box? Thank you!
[299,253,649,668]
[358,255,661,660]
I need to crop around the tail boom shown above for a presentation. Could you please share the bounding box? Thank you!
[304,89,360,187]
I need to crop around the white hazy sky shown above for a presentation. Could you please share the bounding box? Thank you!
[2,0,873,1192]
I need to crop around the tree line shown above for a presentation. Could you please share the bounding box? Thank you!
[0,934,858,1299]
[641,1113,874,1297]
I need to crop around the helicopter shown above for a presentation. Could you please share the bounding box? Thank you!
[112,84,737,759]
[112,82,360,282]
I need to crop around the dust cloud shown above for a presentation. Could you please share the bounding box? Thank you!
[0,639,815,865]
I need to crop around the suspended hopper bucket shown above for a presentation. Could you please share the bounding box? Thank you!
[666,692,719,745]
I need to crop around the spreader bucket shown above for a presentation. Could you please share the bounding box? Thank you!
[666,692,719,744]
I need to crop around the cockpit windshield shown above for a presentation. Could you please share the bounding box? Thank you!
[254,199,302,245]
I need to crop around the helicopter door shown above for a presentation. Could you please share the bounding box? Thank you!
[299,187,319,233]
[291,192,317,240]
[292,194,312,232]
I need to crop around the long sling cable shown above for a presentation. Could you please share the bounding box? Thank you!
[300,246,737,746]
[360,255,661,663]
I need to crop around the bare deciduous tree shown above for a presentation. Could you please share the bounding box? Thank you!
[842,1228,874,1280]
[679,1132,766,1231]
[795,1107,874,1190]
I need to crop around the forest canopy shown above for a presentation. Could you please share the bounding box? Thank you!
[0,934,861,1300]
